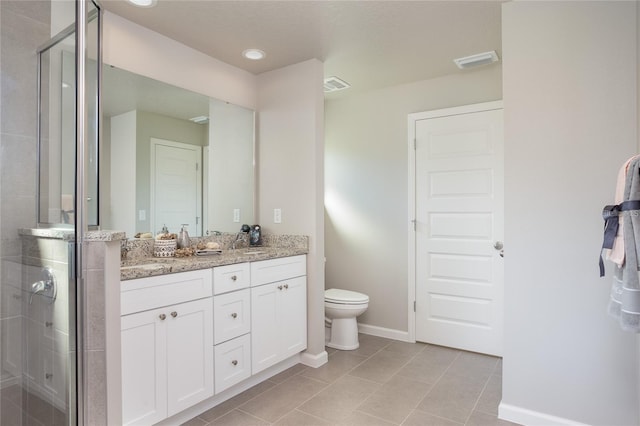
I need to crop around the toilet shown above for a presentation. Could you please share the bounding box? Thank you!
[324,288,369,350]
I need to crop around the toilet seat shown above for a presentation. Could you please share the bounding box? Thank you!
[325,288,369,305]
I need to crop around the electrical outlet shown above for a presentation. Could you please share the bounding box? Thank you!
[233,209,240,223]
[274,208,282,224]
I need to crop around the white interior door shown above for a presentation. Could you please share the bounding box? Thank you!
[151,139,201,235]
[411,101,504,356]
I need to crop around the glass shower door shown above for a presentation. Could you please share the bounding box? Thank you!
[0,1,100,425]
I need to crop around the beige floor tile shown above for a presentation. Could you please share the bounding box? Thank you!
[396,347,459,385]
[476,374,502,415]
[356,375,432,424]
[198,380,277,422]
[348,334,392,357]
[298,374,381,422]
[239,375,328,422]
[402,409,463,426]
[181,416,208,426]
[446,351,499,380]
[273,409,331,425]
[212,409,269,425]
[268,363,309,384]
[301,350,368,383]
[335,410,397,425]
[326,346,338,355]
[349,349,414,383]
[416,370,488,423]
[466,410,520,426]
[382,340,428,357]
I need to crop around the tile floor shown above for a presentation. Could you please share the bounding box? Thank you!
[183,334,519,426]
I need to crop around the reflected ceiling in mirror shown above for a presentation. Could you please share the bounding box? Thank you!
[102,64,255,238]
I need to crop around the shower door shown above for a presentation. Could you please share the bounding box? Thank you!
[0,1,101,425]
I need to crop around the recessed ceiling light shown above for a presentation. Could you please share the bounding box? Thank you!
[189,116,209,125]
[128,0,157,7]
[453,51,499,69]
[242,49,266,60]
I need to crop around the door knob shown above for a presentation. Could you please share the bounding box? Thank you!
[493,241,504,250]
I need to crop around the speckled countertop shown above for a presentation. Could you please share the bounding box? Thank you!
[121,234,308,281]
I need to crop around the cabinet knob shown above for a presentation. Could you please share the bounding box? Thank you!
[231,312,238,319]
[277,285,283,290]
[231,275,237,282]
[284,284,289,289]
[159,314,166,321]
[171,311,178,318]
[231,360,238,366]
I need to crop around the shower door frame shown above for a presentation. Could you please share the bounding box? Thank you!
[35,1,103,424]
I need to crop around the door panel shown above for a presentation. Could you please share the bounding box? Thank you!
[414,104,504,356]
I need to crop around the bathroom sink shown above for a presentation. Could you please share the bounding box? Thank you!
[120,258,177,268]
[243,250,267,255]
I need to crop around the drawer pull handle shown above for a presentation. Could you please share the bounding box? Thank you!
[231,275,237,282]
[45,373,53,380]
[159,314,166,321]
[171,311,178,318]
[284,284,289,289]
[231,360,238,366]
[45,321,53,327]
[277,285,283,290]
[231,312,238,319]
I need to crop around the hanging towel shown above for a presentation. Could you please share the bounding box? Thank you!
[607,155,639,265]
[607,156,640,332]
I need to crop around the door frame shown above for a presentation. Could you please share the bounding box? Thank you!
[407,100,504,343]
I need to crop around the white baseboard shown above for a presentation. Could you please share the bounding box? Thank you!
[357,323,412,342]
[499,403,590,426]
[300,350,328,368]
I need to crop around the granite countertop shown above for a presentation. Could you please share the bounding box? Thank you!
[121,246,308,281]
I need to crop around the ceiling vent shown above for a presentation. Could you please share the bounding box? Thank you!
[324,76,351,93]
[189,116,209,125]
[453,51,499,70]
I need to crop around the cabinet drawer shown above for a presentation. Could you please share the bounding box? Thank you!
[121,269,213,316]
[214,289,251,344]
[214,334,251,394]
[213,263,250,295]
[250,255,306,287]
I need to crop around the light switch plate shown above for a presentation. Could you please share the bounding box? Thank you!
[139,210,146,221]
[274,208,282,224]
[233,209,240,223]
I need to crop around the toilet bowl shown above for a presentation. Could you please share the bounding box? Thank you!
[325,288,369,350]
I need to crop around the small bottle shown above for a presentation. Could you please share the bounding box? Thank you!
[177,224,191,249]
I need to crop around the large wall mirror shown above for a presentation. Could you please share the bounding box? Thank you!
[102,64,255,237]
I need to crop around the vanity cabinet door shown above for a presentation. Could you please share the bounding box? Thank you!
[278,276,307,358]
[166,298,214,417]
[251,276,307,374]
[251,283,280,374]
[121,298,213,425]
[121,307,168,426]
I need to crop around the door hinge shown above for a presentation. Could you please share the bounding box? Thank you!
[411,219,416,231]
[413,138,417,150]
[195,163,199,171]
[413,301,416,312]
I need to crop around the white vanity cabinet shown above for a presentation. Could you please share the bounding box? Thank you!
[121,269,214,426]
[212,262,252,394]
[250,255,307,374]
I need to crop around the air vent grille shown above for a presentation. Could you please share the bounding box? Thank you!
[324,76,351,93]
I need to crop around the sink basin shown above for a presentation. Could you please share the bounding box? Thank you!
[243,250,267,255]
[121,258,176,268]
[121,263,171,270]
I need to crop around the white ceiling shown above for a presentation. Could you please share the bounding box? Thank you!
[101,0,504,97]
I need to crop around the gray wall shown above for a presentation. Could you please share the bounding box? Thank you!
[325,66,502,335]
[501,1,639,424]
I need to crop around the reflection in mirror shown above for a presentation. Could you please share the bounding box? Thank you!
[102,65,255,237]
[38,13,99,228]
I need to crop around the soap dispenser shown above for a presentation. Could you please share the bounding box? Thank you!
[177,224,191,249]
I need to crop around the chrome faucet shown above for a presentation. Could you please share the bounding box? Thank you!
[231,232,247,250]
[231,224,251,249]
